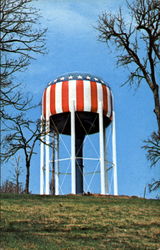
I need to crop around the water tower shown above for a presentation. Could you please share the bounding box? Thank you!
[40,73,118,195]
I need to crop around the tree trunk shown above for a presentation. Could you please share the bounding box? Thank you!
[153,84,160,136]
[25,161,30,194]
[50,167,55,195]
[16,173,19,194]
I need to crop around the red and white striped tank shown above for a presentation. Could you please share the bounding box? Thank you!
[42,73,112,121]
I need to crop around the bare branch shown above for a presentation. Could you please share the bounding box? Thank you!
[0,0,47,119]
[96,0,160,134]
[0,112,54,193]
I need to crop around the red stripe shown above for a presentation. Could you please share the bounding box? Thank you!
[90,81,98,112]
[50,84,56,115]
[76,80,84,111]
[62,81,69,112]
[102,85,108,116]
[43,89,47,118]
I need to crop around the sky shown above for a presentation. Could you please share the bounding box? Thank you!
[2,0,159,198]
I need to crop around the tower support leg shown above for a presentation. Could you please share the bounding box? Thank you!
[55,133,59,195]
[112,110,118,195]
[40,116,45,195]
[71,100,76,194]
[45,120,50,195]
[99,102,106,195]
[104,128,109,194]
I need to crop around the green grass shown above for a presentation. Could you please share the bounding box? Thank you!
[0,193,160,249]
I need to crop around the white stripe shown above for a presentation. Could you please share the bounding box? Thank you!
[83,80,91,112]
[55,82,63,114]
[97,83,103,113]
[42,91,45,119]
[107,87,111,118]
[46,86,51,120]
[69,80,77,111]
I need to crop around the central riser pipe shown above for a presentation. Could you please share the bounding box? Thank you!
[75,136,84,194]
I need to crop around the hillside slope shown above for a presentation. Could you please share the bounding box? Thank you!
[0,194,160,249]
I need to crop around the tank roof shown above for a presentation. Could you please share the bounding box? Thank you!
[48,72,109,86]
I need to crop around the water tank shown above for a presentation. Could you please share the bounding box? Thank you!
[42,73,113,194]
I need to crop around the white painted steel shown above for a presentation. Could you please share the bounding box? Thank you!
[40,116,44,195]
[54,158,71,162]
[55,133,59,195]
[99,102,106,195]
[104,128,109,194]
[97,83,103,113]
[69,80,77,112]
[112,110,118,195]
[83,80,91,111]
[45,120,50,195]
[46,86,51,120]
[71,100,76,194]
[42,92,45,120]
[107,87,112,118]
[55,82,63,114]
[53,157,100,162]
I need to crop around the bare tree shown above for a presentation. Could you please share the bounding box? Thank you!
[96,0,160,192]
[1,114,51,194]
[148,180,160,194]
[143,132,160,192]
[96,0,160,134]
[11,155,23,193]
[143,132,160,167]
[0,0,47,118]
[0,180,23,193]
[1,155,24,193]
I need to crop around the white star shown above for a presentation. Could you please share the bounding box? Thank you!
[101,80,104,84]
[86,76,91,80]
[54,79,57,83]
[68,75,73,79]
[77,75,82,79]
[60,77,65,80]
[94,78,98,81]
[48,81,52,85]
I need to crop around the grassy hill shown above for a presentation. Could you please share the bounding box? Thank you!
[0,193,160,249]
